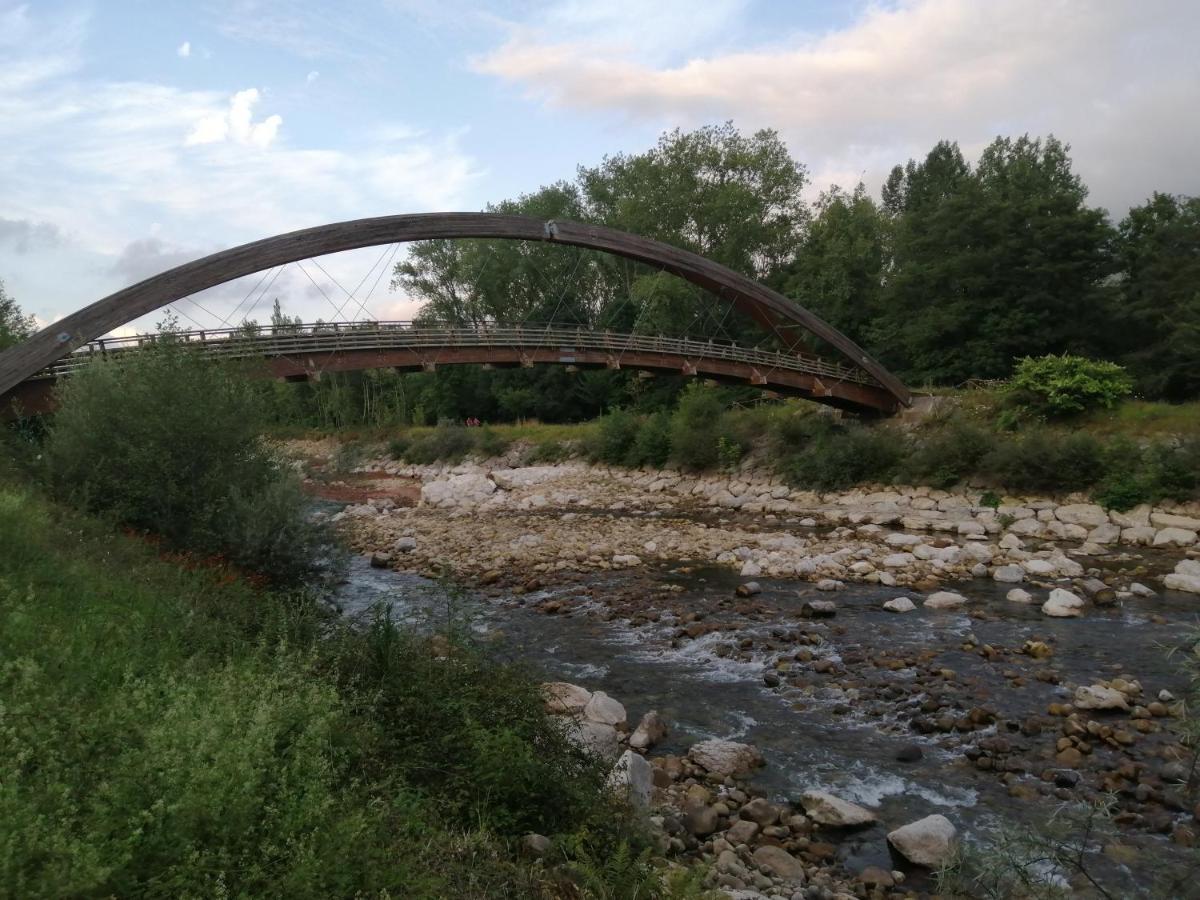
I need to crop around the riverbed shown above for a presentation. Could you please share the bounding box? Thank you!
[303,450,1200,897]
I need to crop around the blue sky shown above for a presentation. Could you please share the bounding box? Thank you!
[2,0,1197,334]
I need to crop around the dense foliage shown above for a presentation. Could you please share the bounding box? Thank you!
[0,483,671,898]
[379,125,1200,409]
[1007,355,1133,418]
[0,277,35,350]
[43,336,338,586]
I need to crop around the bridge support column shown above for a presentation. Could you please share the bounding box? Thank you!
[422,361,436,373]
[681,361,698,377]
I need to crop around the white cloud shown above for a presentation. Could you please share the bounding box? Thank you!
[306,69,320,84]
[0,5,484,328]
[186,88,283,149]
[473,0,1200,212]
[177,40,191,58]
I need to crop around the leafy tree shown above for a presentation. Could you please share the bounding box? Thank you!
[269,297,303,334]
[45,335,338,585]
[872,136,1116,384]
[394,123,809,348]
[0,278,36,350]
[776,183,885,343]
[1113,192,1200,400]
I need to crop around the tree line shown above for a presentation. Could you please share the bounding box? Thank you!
[396,123,1199,404]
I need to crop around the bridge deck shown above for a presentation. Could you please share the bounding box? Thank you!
[10,322,898,414]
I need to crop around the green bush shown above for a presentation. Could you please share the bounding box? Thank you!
[780,422,901,490]
[525,437,569,464]
[627,411,672,468]
[593,408,640,465]
[387,434,411,460]
[670,385,725,470]
[900,420,991,488]
[0,485,659,898]
[981,430,1104,493]
[1008,354,1133,418]
[44,340,337,586]
[404,426,475,464]
[474,427,510,459]
[717,434,745,470]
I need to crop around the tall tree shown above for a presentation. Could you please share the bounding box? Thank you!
[0,278,36,351]
[776,183,886,344]
[1113,192,1200,400]
[871,136,1114,384]
[394,124,810,345]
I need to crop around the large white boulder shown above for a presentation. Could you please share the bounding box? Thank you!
[1151,511,1200,531]
[992,565,1024,583]
[629,710,668,750]
[607,749,654,808]
[924,591,967,609]
[566,720,621,761]
[1042,588,1085,617]
[1164,559,1200,594]
[420,473,499,508]
[584,691,627,728]
[543,682,592,715]
[687,739,764,777]
[1153,527,1198,548]
[883,597,917,613]
[1054,504,1109,527]
[800,790,878,826]
[887,814,958,868]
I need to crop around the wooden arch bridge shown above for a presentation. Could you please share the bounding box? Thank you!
[0,214,910,415]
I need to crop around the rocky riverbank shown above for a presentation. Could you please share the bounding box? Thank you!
[293,443,1200,606]
[295,442,1200,896]
[539,680,954,898]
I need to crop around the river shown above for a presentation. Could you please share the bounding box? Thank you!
[329,543,1200,896]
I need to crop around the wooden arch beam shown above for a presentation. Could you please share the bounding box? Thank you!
[0,213,910,408]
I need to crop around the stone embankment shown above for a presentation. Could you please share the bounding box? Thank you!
[310,450,1200,607]
[536,680,948,898]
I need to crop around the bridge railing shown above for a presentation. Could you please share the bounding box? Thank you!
[30,322,878,386]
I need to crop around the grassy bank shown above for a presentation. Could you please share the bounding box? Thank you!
[316,389,1200,510]
[0,478,679,898]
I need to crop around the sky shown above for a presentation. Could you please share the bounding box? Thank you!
[1,0,1197,335]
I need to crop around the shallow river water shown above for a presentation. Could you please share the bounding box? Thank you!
[331,548,1200,890]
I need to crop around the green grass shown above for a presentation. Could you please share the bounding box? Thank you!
[0,475,675,898]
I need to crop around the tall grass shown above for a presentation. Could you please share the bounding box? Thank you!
[0,483,670,898]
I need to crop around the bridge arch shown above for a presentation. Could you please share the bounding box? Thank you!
[0,213,910,410]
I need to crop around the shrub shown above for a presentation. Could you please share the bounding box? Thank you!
[982,430,1104,493]
[900,420,991,488]
[1143,438,1200,502]
[525,438,568,464]
[1007,354,1133,418]
[44,340,337,586]
[781,423,901,490]
[387,435,411,460]
[627,411,672,468]
[717,434,745,470]
[404,426,475,464]
[592,408,640,465]
[474,427,510,460]
[670,385,726,470]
